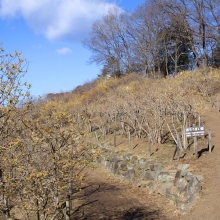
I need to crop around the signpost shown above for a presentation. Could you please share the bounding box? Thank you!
[185,125,205,158]
[185,126,205,137]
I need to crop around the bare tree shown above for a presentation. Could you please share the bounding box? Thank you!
[83,7,133,77]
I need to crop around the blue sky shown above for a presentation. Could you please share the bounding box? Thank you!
[0,0,145,97]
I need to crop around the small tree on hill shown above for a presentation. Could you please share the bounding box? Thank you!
[0,43,31,219]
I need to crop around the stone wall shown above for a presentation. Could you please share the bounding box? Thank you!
[95,146,202,215]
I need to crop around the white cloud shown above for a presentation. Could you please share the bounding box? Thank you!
[56,47,72,55]
[0,0,120,42]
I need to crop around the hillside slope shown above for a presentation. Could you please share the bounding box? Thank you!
[79,100,220,220]
[44,71,220,219]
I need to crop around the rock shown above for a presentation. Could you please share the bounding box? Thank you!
[111,158,123,174]
[119,162,128,171]
[128,169,136,183]
[133,180,142,186]
[174,170,184,185]
[176,178,187,196]
[120,170,128,179]
[140,165,162,180]
[147,182,155,193]
[157,172,176,182]
[184,172,193,181]
[139,158,147,165]
[127,164,134,170]
[179,195,197,215]
[185,172,203,182]
[120,169,136,183]
[104,158,113,171]
[150,164,162,171]
[165,186,178,203]
[177,164,190,171]
[150,164,155,171]
[154,164,163,180]
[139,165,151,171]
[148,182,154,189]
[166,190,177,203]
[184,176,201,199]
[141,170,155,180]
[156,182,173,196]
[123,153,132,160]
[131,156,138,164]
[109,158,116,162]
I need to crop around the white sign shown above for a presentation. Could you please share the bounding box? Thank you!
[185,126,205,137]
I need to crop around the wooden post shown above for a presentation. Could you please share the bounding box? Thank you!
[183,113,187,149]
[172,147,177,160]
[198,115,201,127]
[177,134,181,160]
[183,127,187,149]
[172,139,180,160]
[66,195,70,220]
[121,121,125,135]
[103,129,106,141]
[148,134,151,156]
[128,131,130,151]
[95,131,98,141]
[208,130,212,152]
[177,146,180,161]
[194,136,198,158]
[114,130,116,147]
[177,134,183,151]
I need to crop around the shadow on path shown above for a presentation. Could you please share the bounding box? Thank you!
[198,145,215,158]
[71,180,169,220]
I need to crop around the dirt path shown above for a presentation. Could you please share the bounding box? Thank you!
[179,107,220,220]
[75,167,177,220]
